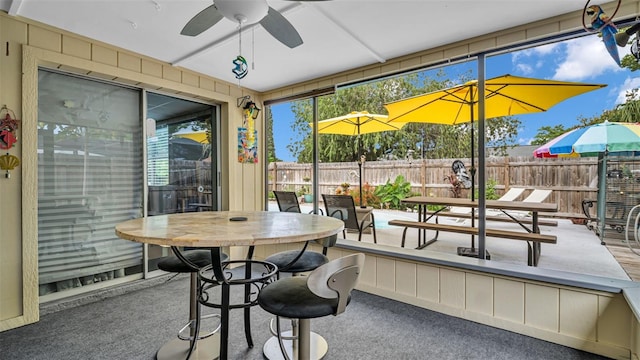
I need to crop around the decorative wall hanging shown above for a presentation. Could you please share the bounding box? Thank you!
[0,152,20,178]
[0,105,19,149]
[236,96,260,163]
[237,127,258,163]
[583,0,622,66]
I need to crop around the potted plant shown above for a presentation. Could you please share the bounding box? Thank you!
[297,186,313,203]
[302,176,313,203]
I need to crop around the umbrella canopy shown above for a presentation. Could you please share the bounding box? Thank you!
[384,74,607,124]
[533,121,640,246]
[173,130,209,143]
[313,111,404,135]
[384,73,606,197]
[533,121,640,158]
[312,111,406,207]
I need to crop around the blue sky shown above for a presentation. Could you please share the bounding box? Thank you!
[271,33,640,162]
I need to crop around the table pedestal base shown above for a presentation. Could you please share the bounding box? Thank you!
[263,331,328,360]
[157,332,220,360]
[457,247,491,260]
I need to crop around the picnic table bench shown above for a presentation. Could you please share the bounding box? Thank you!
[390,196,559,266]
[387,219,557,266]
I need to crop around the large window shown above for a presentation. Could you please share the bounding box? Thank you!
[266,31,639,280]
[37,70,144,296]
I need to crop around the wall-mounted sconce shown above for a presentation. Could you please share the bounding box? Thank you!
[237,95,261,120]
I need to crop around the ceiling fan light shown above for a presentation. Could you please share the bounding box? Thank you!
[216,0,269,25]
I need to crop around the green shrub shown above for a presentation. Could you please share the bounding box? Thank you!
[474,179,500,200]
[374,175,413,210]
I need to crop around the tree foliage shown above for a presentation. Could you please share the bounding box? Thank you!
[284,69,521,163]
[265,107,280,163]
[530,124,569,145]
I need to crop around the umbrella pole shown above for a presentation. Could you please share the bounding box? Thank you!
[357,133,365,208]
[359,155,365,208]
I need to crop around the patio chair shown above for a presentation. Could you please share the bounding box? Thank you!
[322,194,377,243]
[273,190,323,215]
[273,191,303,213]
[269,190,333,275]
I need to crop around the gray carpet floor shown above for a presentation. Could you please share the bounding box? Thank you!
[0,273,611,360]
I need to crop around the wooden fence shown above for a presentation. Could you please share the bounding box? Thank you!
[267,156,601,217]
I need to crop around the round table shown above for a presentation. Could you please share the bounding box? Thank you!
[115,211,344,360]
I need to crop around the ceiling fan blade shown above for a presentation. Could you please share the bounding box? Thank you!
[181,4,224,36]
[259,7,303,48]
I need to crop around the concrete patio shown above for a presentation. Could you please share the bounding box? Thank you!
[276,203,632,281]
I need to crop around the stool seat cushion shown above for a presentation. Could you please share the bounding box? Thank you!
[265,250,328,274]
[258,277,344,319]
[158,250,228,273]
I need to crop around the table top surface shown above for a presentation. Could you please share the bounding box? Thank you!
[401,196,558,212]
[115,211,345,247]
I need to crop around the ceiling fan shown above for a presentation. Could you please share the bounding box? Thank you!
[181,0,329,49]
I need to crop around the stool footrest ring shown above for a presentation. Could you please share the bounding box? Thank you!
[177,313,222,341]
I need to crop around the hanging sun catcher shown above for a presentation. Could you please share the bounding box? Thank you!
[232,20,249,80]
[0,105,19,150]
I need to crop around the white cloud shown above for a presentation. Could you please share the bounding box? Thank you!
[518,137,533,145]
[516,63,533,75]
[512,42,560,61]
[552,36,623,81]
[615,76,640,104]
[532,42,561,56]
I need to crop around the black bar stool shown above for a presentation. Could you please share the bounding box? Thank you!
[258,253,365,360]
[197,247,278,360]
[156,249,228,360]
[262,236,337,360]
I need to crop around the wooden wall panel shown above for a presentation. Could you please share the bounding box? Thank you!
[559,289,598,341]
[598,294,632,348]
[440,268,465,309]
[376,257,395,292]
[395,261,417,297]
[416,264,439,303]
[466,273,493,316]
[62,35,91,60]
[494,278,524,323]
[525,283,559,331]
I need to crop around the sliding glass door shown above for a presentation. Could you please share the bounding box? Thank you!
[146,92,218,270]
[37,71,220,298]
[37,70,144,296]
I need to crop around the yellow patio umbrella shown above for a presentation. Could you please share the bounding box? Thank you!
[384,74,607,190]
[384,74,606,125]
[384,74,606,257]
[172,130,209,143]
[384,74,605,200]
[311,111,407,207]
[314,111,404,135]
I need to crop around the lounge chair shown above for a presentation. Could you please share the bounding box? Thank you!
[446,187,526,219]
[486,188,552,217]
[434,188,557,232]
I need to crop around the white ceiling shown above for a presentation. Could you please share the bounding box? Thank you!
[1,0,613,93]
